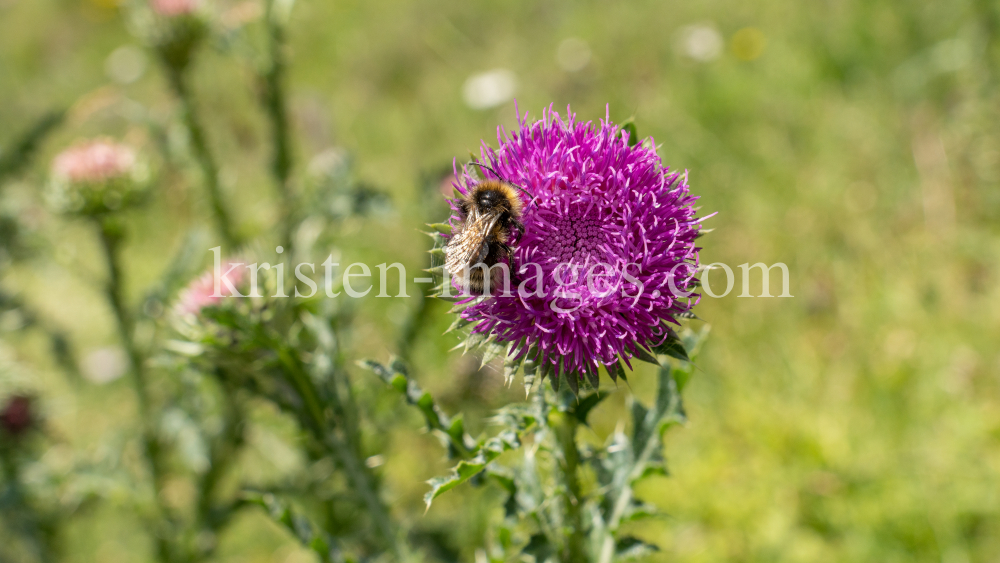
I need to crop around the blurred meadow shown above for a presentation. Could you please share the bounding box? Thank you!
[2,0,1000,561]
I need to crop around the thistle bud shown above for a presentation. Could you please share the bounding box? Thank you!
[147,0,208,72]
[177,259,248,315]
[48,138,149,217]
[150,0,200,17]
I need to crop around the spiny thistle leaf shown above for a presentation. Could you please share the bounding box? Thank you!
[572,390,608,426]
[627,363,684,487]
[545,363,560,393]
[619,118,639,147]
[615,537,660,560]
[681,325,710,358]
[242,491,338,563]
[604,360,627,384]
[426,222,452,235]
[461,331,488,354]
[359,358,473,458]
[651,330,690,362]
[424,430,521,510]
[502,344,525,387]
[584,361,600,389]
[490,403,538,430]
[444,315,474,334]
[479,340,507,369]
[424,264,446,275]
[565,368,579,395]
[629,344,660,366]
[485,467,520,520]
[621,500,661,524]
[522,356,539,396]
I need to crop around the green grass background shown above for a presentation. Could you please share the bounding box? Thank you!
[2,0,999,561]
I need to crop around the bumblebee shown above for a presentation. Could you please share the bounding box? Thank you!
[445,165,529,295]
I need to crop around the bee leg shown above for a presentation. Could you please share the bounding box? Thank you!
[504,243,521,286]
[511,219,525,243]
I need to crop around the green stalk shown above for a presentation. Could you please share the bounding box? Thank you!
[276,347,413,562]
[1,444,58,562]
[164,66,240,249]
[262,0,295,251]
[95,217,175,563]
[551,406,587,563]
[191,372,247,562]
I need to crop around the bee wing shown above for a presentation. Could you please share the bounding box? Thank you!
[445,212,501,273]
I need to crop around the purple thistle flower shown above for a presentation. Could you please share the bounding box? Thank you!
[446,105,709,386]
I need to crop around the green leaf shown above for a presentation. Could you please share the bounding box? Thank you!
[629,345,660,366]
[573,390,608,426]
[604,360,626,384]
[650,330,690,362]
[485,467,519,519]
[620,119,639,147]
[565,368,580,395]
[426,222,453,235]
[424,264,446,275]
[630,399,651,449]
[522,361,538,395]
[359,358,472,458]
[621,501,661,524]
[242,491,338,563]
[503,345,525,387]
[681,325,710,359]
[464,331,491,354]
[424,430,521,509]
[480,341,507,369]
[521,534,556,562]
[546,362,560,393]
[629,363,684,483]
[615,536,660,560]
[584,362,600,389]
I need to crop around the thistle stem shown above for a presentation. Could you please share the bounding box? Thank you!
[95,217,175,563]
[262,0,295,251]
[1,444,58,561]
[277,347,413,562]
[191,372,247,561]
[164,66,240,249]
[551,406,587,563]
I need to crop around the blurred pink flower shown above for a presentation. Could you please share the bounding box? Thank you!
[178,260,247,314]
[52,139,136,184]
[150,0,200,17]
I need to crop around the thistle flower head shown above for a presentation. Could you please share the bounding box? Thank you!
[49,138,148,216]
[150,0,201,17]
[446,106,708,387]
[177,259,248,315]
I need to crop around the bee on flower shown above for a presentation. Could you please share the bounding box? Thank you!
[442,105,711,390]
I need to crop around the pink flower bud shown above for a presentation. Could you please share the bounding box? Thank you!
[178,260,247,314]
[52,139,136,184]
[150,0,200,17]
